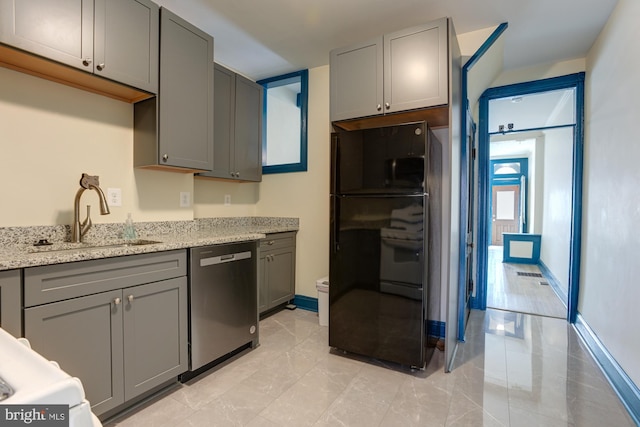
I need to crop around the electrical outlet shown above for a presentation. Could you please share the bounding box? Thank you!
[224,194,231,206]
[180,192,191,208]
[107,188,122,207]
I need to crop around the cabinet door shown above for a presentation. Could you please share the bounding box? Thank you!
[265,247,295,308]
[24,290,125,416]
[158,8,214,171]
[234,74,263,182]
[330,37,383,122]
[0,0,93,70]
[384,19,448,113]
[94,0,159,93]
[122,277,188,400]
[0,270,21,338]
[204,63,235,179]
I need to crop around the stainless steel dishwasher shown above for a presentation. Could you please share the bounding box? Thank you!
[183,241,258,379]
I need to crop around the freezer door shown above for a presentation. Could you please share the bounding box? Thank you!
[329,194,430,367]
[331,122,427,195]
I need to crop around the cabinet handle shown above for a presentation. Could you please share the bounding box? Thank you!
[377,104,382,111]
[82,58,92,67]
[385,102,390,110]
[267,240,275,245]
[96,63,105,71]
[235,172,240,178]
[162,154,169,162]
[127,295,134,303]
[113,297,121,306]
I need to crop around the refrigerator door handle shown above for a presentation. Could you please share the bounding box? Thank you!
[331,196,340,253]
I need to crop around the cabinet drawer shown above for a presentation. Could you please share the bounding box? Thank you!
[259,232,296,251]
[25,250,187,307]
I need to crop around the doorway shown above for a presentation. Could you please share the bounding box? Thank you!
[471,73,585,324]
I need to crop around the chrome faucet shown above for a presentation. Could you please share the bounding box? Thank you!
[72,173,111,243]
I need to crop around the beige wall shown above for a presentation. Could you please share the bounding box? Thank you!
[0,63,330,299]
[0,66,193,226]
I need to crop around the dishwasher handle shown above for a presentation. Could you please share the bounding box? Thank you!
[199,250,252,267]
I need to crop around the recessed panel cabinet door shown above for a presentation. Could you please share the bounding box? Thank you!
[384,19,448,113]
[159,8,214,171]
[94,0,159,93]
[122,277,188,400]
[0,0,94,70]
[24,290,125,416]
[234,74,263,182]
[208,63,235,179]
[330,37,383,122]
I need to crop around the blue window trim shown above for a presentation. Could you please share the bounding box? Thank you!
[472,72,585,325]
[257,70,308,174]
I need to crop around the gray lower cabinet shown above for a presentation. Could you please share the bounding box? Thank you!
[134,7,214,172]
[199,63,262,182]
[0,0,159,93]
[23,250,188,417]
[0,270,21,338]
[259,232,296,314]
[330,18,448,122]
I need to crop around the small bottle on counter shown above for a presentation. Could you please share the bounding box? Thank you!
[123,213,137,240]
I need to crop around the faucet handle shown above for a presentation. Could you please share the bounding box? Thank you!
[80,173,101,189]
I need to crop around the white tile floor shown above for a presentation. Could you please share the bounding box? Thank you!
[103,308,635,426]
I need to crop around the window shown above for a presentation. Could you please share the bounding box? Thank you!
[257,70,308,174]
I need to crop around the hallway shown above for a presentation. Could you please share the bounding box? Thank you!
[486,246,567,318]
[104,308,634,426]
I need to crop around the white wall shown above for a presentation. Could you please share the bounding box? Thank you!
[539,127,572,294]
[583,0,640,386]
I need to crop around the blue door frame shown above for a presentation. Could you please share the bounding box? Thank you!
[471,72,585,324]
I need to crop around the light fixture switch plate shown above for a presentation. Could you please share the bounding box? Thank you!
[107,188,122,207]
[224,194,231,205]
[180,192,191,208]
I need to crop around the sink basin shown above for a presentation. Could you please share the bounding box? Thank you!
[28,239,162,253]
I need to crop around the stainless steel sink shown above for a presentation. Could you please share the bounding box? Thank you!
[28,239,162,253]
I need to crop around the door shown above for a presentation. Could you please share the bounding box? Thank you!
[123,277,188,400]
[330,36,383,121]
[159,8,214,171]
[24,290,125,416]
[329,195,430,368]
[491,184,520,245]
[208,63,234,179]
[384,18,448,113]
[0,0,93,71]
[94,0,159,93]
[234,74,263,181]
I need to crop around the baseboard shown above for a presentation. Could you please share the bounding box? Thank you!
[538,260,568,306]
[574,314,640,425]
[428,320,446,339]
[291,295,446,341]
[293,295,318,312]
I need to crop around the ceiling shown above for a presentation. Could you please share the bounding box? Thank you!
[153,0,618,81]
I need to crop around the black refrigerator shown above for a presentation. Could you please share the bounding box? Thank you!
[329,121,442,369]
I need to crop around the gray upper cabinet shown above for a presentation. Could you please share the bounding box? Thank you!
[134,7,214,172]
[199,63,262,182]
[0,0,94,70]
[330,18,448,122]
[94,0,159,93]
[0,270,21,338]
[0,0,159,94]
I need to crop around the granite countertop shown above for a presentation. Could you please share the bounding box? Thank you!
[0,217,298,271]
